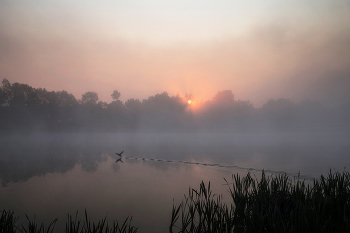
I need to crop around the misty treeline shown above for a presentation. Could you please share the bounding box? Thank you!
[0,78,349,133]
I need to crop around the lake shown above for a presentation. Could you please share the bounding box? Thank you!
[0,132,349,232]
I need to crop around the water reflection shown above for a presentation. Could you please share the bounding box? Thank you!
[0,132,349,232]
[1,132,350,186]
[0,134,106,186]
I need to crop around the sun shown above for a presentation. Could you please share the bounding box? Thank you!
[187,100,192,104]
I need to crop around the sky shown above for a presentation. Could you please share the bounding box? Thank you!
[1,0,350,106]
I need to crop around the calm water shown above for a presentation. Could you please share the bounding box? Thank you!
[0,132,349,232]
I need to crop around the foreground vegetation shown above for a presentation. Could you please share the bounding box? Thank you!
[0,210,138,233]
[170,170,350,233]
[1,170,350,232]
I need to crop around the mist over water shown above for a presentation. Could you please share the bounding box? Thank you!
[1,132,349,232]
[1,0,350,231]
[0,80,350,232]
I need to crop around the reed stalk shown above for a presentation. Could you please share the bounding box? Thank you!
[0,210,137,233]
[170,170,350,233]
[2,170,350,233]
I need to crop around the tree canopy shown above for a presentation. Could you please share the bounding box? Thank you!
[0,79,348,133]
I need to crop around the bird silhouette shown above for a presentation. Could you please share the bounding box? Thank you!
[116,151,124,156]
[116,158,124,163]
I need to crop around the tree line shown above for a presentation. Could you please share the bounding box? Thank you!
[0,78,349,133]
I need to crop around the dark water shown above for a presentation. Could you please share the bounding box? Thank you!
[0,132,349,232]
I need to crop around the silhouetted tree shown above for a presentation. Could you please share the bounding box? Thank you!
[212,90,234,104]
[0,79,12,106]
[125,98,142,113]
[81,91,99,105]
[233,100,254,115]
[142,92,187,115]
[5,82,37,107]
[138,92,187,130]
[108,90,124,112]
[56,91,78,107]
[107,100,123,112]
[0,79,347,133]
[111,90,121,101]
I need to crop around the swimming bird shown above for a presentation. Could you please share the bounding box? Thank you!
[116,151,124,156]
[116,158,124,163]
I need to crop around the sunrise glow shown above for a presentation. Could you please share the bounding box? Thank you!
[0,1,349,106]
[1,1,350,233]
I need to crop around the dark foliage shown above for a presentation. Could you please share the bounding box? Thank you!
[0,210,137,233]
[170,170,350,233]
[0,79,349,132]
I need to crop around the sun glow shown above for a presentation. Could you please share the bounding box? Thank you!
[188,100,192,104]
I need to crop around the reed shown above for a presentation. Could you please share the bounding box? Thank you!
[170,170,350,233]
[0,209,19,233]
[65,209,138,233]
[20,214,57,233]
[0,210,137,233]
[2,170,350,233]
[169,181,234,233]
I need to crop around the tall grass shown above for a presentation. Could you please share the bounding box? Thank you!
[65,210,138,233]
[0,210,137,233]
[170,170,350,233]
[0,210,19,233]
[20,214,57,233]
[2,170,350,232]
[169,181,234,233]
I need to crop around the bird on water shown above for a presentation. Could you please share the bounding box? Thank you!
[116,158,123,163]
[116,151,124,156]
[116,151,124,162]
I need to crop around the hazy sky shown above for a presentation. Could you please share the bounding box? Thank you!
[1,0,350,106]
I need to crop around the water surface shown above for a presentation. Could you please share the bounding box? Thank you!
[0,132,349,232]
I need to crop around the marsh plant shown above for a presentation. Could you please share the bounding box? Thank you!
[0,210,19,233]
[65,210,138,233]
[0,210,137,233]
[170,170,350,233]
[2,170,350,233]
[169,181,234,233]
[20,214,57,233]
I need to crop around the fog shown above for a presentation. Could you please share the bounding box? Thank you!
[1,2,350,231]
[1,78,349,231]
[1,3,349,105]
[1,131,349,187]
[1,79,350,136]
[1,79,349,195]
